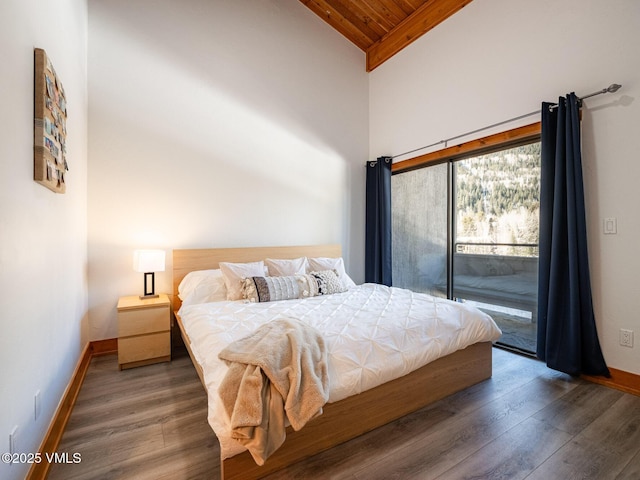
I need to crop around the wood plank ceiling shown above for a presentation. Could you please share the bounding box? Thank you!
[300,0,473,71]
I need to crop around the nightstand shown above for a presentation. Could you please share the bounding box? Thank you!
[117,294,171,370]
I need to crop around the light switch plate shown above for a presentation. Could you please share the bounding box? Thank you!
[603,217,617,234]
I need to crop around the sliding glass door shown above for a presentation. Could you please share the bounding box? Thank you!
[453,143,540,353]
[392,142,541,354]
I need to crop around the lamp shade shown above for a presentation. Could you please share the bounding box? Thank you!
[133,249,165,273]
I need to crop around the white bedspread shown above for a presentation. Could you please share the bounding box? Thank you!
[178,283,502,459]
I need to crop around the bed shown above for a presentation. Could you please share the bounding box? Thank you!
[172,245,502,480]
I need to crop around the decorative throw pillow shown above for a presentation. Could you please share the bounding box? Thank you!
[242,271,347,303]
[309,270,346,295]
[307,257,356,289]
[242,275,301,303]
[296,274,320,298]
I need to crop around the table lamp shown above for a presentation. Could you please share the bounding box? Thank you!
[133,249,165,299]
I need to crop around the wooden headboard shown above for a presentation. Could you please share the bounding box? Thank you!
[172,244,342,310]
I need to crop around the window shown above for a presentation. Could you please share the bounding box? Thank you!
[392,126,540,354]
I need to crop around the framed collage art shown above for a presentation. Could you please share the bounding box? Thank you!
[34,48,68,193]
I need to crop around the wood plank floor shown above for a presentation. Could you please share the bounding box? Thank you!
[48,347,640,480]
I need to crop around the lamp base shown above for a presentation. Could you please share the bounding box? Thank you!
[140,272,158,300]
[139,294,159,300]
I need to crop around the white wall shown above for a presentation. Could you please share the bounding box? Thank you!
[87,0,368,340]
[370,0,640,374]
[0,1,88,479]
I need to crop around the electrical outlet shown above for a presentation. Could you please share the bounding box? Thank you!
[35,390,41,421]
[9,426,18,455]
[620,329,634,348]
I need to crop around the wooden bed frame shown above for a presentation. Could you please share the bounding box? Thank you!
[172,245,493,480]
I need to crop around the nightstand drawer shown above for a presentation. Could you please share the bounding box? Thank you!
[118,331,171,365]
[118,306,169,337]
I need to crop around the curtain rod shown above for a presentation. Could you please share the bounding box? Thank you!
[391,83,622,160]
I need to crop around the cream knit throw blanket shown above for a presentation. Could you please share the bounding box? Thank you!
[218,317,329,465]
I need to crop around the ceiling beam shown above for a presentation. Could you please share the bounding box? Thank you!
[366,0,473,71]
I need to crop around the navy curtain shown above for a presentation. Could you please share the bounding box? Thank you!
[537,93,609,377]
[365,156,392,285]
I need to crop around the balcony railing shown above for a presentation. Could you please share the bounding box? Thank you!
[452,244,539,322]
[455,242,539,258]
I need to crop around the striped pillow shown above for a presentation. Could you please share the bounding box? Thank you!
[242,275,302,303]
[241,270,344,303]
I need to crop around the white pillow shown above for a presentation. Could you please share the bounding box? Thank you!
[307,257,356,289]
[178,269,227,307]
[219,261,266,300]
[265,257,307,276]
